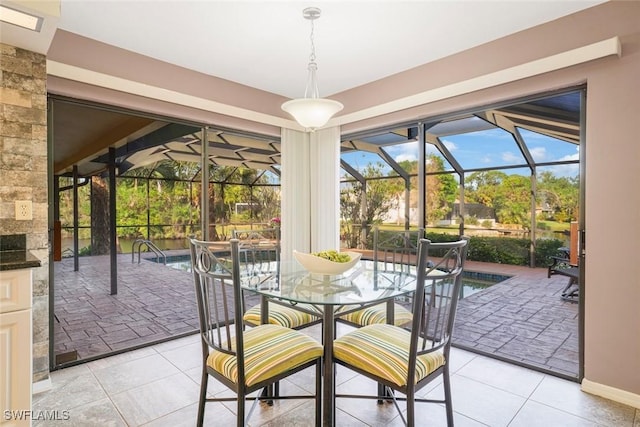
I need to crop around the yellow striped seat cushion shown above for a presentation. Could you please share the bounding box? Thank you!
[207,324,322,387]
[337,303,413,327]
[244,303,318,329]
[333,323,445,387]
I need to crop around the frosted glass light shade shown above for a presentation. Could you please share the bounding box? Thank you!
[281,97,344,130]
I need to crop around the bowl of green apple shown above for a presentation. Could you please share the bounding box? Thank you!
[293,249,362,275]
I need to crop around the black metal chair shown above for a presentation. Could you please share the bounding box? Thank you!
[336,228,424,327]
[547,246,579,302]
[190,238,323,427]
[232,228,321,329]
[333,237,469,427]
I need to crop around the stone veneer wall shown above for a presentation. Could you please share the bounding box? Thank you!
[0,43,50,383]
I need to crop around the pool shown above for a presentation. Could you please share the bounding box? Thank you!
[149,255,509,299]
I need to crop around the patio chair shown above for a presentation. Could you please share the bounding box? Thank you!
[548,246,579,302]
[336,228,424,328]
[190,238,323,427]
[232,228,320,329]
[333,237,469,427]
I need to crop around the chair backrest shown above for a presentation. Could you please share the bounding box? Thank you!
[373,227,425,274]
[232,228,280,279]
[190,238,246,377]
[232,227,280,246]
[410,237,469,370]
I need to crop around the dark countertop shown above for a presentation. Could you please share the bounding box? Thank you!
[0,250,42,271]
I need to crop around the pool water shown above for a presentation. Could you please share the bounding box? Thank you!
[150,254,508,299]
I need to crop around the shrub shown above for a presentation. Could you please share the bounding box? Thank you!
[465,215,480,226]
[426,233,564,267]
[535,238,566,266]
[363,229,565,267]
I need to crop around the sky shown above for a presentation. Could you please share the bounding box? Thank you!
[341,128,580,180]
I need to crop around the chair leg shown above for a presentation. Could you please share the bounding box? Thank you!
[197,368,208,427]
[315,361,322,427]
[260,384,274,406]
[406,388,415,427]
[443,367,454,427]
[237,390,245,427]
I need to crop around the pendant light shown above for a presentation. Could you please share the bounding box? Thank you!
[281,7,343,132]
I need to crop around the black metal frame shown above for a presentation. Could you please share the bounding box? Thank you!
[190,238,322,427]
[334,237,469,427]
[336,227,424,329]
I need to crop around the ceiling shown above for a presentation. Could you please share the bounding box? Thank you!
[4,0,605,98]
[54,0,605,98]
[2,1,597,177]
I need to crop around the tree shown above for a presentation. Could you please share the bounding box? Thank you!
[495,174,531,229]
[466,171,531,229]
[340,163,398,248]
[537,171,579,222]
[425,155,457,224]
[91,176,110,254]
[395,156,458,225]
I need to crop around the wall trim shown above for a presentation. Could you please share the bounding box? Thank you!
[581,378,640,409]
[47,37,620,132]
[327,37,621,127]
[32,377,52,395]
[46,61,302,131]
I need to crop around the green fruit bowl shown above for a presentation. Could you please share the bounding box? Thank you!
[293,250,362,275]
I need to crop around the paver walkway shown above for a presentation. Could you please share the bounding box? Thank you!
[453,260,578,378]
[53,253,578,378]
[54,253,260,363]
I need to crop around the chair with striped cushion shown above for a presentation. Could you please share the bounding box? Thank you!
[337,228,424,328]
[232,228,320,330]
[190,238,323,427]
[334,237,469,427]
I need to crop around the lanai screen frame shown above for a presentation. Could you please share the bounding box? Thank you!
[339,86,583,268]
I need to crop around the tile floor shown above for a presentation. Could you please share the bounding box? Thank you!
[34,324,638,427]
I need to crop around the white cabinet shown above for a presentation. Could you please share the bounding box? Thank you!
[0,269,32,427]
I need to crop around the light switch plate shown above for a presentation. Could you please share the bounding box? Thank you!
[15,200,32,220]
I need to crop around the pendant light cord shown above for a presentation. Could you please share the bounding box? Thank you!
[305,14,319,99]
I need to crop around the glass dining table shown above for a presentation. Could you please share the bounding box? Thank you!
[240,259,419,426]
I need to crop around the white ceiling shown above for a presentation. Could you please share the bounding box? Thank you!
[50,0,606,99]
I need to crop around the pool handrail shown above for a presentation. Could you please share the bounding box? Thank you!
[132,238,167,265]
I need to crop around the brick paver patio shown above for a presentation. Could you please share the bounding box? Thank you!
[53,252,261,363]
[53,253,578,378]
[452,259,578,378]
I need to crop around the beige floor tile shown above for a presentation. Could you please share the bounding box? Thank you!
[509,400,600,426]
[34,398,126,427]
[335,375,406,426]
[389,403,488,427]
[141,401,236,426]
[428,375,526,427]
[530,376,636,426]
[150,333,200,353]
[87,346,158,372]
[183,366,229,396]
[257,400,319,427]
[456,354,545,397]
[157,341,202,371]
[32,371,107,413]
[111,372,200,425]
[219,379,312,426]
[448,347,480,373]
[93,353,181,394]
